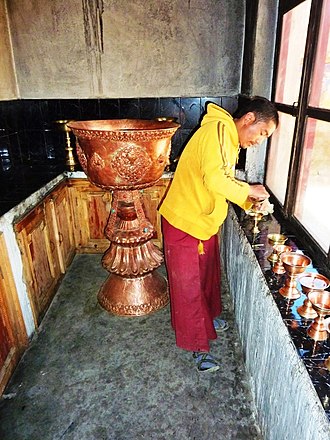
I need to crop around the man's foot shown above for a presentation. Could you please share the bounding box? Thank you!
[193,352,220,373]
[213,317,229,333]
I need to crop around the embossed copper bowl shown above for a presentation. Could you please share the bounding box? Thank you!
[68,119,180,190]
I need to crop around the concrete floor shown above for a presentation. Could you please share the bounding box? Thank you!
[0,254,263,440]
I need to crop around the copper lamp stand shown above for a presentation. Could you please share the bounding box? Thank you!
[68,118,180,317]
[54,119,78,170]
[297,273,330,320]
[279,252,311,300]
[307,290,330,341]
[267,233,287,263]
[272,244,292,274]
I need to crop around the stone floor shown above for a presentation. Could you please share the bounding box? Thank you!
[0,254,263,440]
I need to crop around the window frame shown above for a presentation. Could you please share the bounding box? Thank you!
[266,0,330,275]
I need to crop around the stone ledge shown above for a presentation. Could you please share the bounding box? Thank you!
[221,204,330,440]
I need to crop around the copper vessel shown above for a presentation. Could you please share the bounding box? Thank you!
[54,119,78,170]
[68,119,180,316]
[246,209,264,234]
[307,290,330,341]
[325,355,330,371]
[297,273,330,319]
[267,233,287,263]
[272,244,292,274]
[279,252,311,300]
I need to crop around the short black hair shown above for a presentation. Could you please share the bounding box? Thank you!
[233,95,279,127]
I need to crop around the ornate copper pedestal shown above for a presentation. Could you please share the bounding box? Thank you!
[68,119,180,316]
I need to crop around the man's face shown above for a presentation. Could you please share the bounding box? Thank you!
[237,112,277,149]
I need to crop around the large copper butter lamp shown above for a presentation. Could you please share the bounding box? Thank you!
[68,119,180,316]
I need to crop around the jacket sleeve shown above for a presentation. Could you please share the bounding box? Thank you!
[200,123,250,207]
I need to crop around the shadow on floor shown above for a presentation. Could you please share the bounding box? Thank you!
[0,254,262,440]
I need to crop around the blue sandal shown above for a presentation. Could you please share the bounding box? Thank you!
[193,352,220,373]
[213,317,229,333]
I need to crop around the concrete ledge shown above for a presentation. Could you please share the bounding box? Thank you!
[221,205,330,439]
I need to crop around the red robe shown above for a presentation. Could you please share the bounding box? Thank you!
[162,217,222,352]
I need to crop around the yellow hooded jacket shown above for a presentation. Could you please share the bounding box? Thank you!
[159,103,251,240]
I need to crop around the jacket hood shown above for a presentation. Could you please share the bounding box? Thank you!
[201,103,234,127]
[201,103,239,147]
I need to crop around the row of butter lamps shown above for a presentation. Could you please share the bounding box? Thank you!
[267,233,330,344]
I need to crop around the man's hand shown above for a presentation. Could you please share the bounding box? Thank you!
[248,184,270,202]
[253,198,274,213]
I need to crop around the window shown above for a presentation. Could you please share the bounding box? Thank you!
[266,112,295,204]
[294,118,330,250]
[275,0,311,105]
[266,0,330,272]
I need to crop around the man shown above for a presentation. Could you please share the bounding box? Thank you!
[159,96,279,372]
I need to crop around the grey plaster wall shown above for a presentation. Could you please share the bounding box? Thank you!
[5,0,245,99]
[252,0,278,98]
[6,0,88,99]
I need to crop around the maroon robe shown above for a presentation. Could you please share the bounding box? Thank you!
[161,217,222,352]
